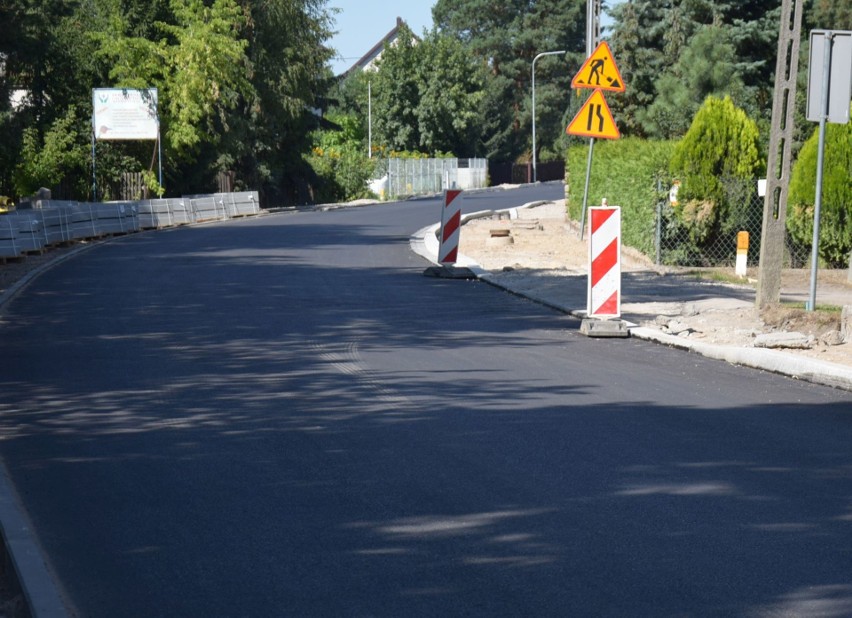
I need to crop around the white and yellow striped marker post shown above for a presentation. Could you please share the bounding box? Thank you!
[736,231,749,278]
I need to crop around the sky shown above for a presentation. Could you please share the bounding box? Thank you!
[327,2,435,76]
[327,1,621,76]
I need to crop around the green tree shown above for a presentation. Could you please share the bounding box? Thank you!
[306,111,375,202]
[414,34,486,155]
[669,95,763,244]
[607,0,681,138]
[808,0,852,30]
[607,0,780,138]
[91,0,335,201]
[233,0,335,203]
[787,120,852,267]
[371,24,422,152]
[433,0,586,161]
[13,106,90,197]
[639,25,745,139]
[2,0,335,203]
[369,26,486,157]
[0,0,84,197]
[94,0,252,158]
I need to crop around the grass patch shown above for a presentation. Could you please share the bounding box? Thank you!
[780,301,842,314]
[681,269,753,286]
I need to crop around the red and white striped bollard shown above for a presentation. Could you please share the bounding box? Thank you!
[587,206,621,318]
[438,189,463,264]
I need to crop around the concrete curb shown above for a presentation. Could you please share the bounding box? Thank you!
[628,326,852,391]
[0,251,88,618]
[411,204,852,392]
[0,463,71,617]
[0,244,95,315]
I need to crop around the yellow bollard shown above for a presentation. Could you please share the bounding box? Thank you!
[736,231,749,278]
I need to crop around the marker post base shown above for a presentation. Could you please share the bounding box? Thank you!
[580,318,629,338]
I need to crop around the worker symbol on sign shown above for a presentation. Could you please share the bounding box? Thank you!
[587,57,606,86]
[571,41,626,93]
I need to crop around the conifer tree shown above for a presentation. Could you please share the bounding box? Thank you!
[669,95,763,244]
[787,120,852,266]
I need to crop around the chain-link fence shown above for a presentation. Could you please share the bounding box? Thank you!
[652,177,814,269]
[374,158,488,199]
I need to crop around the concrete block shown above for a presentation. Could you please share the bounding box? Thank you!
[580,318,630,338]
[754,332,814,349]
[422,265,477,279]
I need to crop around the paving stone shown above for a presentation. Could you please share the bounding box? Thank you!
[754,332,814,349]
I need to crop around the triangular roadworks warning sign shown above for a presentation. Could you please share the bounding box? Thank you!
[571,41,625,92]
[566,89,620,140]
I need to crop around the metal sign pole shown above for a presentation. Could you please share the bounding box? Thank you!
[579,0,600,238]
[158,128,163,189]
[579,138,595,240]
[806,32,834,311]
[91,130,97,201]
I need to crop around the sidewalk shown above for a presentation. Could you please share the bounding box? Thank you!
[411,201,852,392]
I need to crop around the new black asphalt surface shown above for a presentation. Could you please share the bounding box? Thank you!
[1,184,851,616]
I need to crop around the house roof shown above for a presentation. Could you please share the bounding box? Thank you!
[340,17,414,78]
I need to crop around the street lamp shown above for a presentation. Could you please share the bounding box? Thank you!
[368,80,372,159]
[531,50,565,183]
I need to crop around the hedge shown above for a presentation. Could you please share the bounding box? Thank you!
[566,137,676,256]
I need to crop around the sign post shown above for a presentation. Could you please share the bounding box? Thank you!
[804,30,851,311]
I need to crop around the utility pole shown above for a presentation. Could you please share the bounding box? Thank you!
[756,0,804,308]
[587,0,601,57]
[578,0,602,239]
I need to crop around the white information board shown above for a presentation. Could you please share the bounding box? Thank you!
[92,88,159,140]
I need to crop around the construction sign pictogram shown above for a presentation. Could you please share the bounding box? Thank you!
[571,41,625,92]
[587,206,621,318]
[566,89,620,140]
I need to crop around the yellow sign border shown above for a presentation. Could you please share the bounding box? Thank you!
[571,41,625,93]
[566,89,620,140]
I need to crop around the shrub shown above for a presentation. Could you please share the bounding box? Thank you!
[13,106,90,198]
[787,119,852,266]
[668,96,764,245]
[306,112,376,203]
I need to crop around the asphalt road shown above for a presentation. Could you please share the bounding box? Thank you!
[1,184,851,617]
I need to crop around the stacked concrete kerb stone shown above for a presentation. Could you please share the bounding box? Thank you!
[0,190,260,260]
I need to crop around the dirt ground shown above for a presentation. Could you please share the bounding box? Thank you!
[459,200,852,368]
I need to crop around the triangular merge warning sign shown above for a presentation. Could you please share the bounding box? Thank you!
[566,89,620,140]
[571,41,625,92]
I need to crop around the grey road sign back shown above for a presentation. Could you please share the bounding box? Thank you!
[807,30,852,124]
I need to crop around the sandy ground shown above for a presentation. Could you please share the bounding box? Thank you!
[459,200,852,368]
